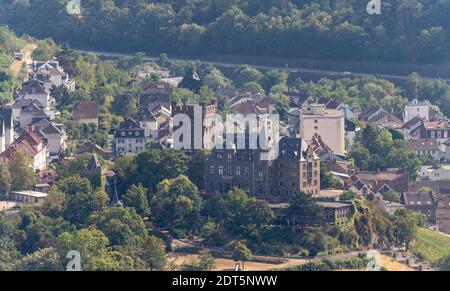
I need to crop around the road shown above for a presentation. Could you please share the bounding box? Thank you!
[9,43,37,78]
[76,49,450,83]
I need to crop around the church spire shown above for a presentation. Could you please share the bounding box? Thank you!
[109,177,123,207]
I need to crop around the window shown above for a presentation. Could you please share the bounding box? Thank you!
[209,165,214,175]
[218,166,223,175]
[136,138,144,144]
[118,138,124,144]
[235,166,241,176]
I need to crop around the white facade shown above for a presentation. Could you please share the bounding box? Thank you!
[419,165,450,181]
[405,99,429,123]
[115,137,146,156]
[300,105,345,155]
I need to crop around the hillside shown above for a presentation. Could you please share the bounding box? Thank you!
[0,1,450,63]
[412,228,450,265]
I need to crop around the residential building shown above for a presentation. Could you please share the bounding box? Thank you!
[114,118,146,157]
[31,60,76,91]
[300,104,345,155]
[73,101,98,126]
[414,121,450,144]
[352,170,409,193]
[0,106,14,152]
[76,141,112,160]
[0,129,49,171]
[19,101,49,128]
[132,107,158,139]
[16,80,54,110]
[436,195,450,234]
[9,191,48,204]
[404,99,429,123]
[358,107,403,129]
[408,139,441,160]
[317,202,353,226]
[420,164,450,181]
[205,137,321,202]
[402,191,436,224]
[402,116,424,140]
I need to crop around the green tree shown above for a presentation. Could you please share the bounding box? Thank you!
[394,209,426,250]
[283,192,325,229]
[140,236,167,271]
[152,175,201,235]
[232,241,252,270]
[64,190,108,226]
[0,164,11,194]
[8,152,36,191]
[122,184,150,218]
[90,207,147,246]
[14,247,63,271]
[233,66,263,88]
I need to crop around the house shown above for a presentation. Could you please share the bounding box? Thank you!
[317,97,357,120]
[358,107,403,129]
[205,137,321,202]
[402,116,424,140]
[39,123,67,160]
[300,104,345,155]
[138,81,171,111]
[436,195,450,234]
[420,164,450,181]
[414,121,450,144]
[408,139,441,160]
[9,191,48,204]
[404,99,429,123]
[73,101,98,126]
[132,107,159,139]
[402,191,436,224]
[0,106,14,152]
[16,80,54,111]
[76,141,112,160]
[317,202,353,226]
[114,118,146,157]
[32,60,75,91]
[19,101,50,128]
[0,129,49,171]
[352,169,409,193]
[345,119,359,145]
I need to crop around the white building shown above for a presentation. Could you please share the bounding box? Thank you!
[404,99,429,123]
[114,118,146,157]
[300,104,345,155]
[419,164,450,181]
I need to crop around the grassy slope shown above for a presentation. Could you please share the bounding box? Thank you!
[413,228,450,264]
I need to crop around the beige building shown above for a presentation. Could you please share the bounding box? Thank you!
[300,105,345,155]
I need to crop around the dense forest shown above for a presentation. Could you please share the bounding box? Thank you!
[1,0,450,63]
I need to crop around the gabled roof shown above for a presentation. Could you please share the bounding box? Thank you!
[86,153,101,171]
[42,123,63,135]
[115,118,145,138]
[408,139,440,151]
[402,116,423,130]
[403,191,434,206]
[18,80,48,95]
